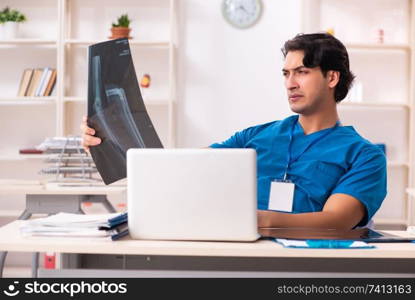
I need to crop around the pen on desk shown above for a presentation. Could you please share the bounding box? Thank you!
[111,229,129,241]
[306,240,353,248]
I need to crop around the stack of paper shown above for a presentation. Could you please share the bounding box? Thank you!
[20,212,125,238]
[36,137,84,152]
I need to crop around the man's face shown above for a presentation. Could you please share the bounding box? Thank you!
[282,50,333,115]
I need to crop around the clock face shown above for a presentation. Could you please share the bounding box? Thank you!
[222,0,262,29]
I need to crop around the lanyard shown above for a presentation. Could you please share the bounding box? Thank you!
[283,117,340,181]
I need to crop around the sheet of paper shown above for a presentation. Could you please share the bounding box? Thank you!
[19,212,124,238]
[275,239,375,249]
[24,212,122,227]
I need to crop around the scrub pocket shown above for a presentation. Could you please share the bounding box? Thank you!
[314,161,344,188]
[290,160,346,211]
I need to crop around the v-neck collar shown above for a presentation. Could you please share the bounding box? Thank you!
[294,116,340,137]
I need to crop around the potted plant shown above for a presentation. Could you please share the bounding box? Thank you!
[110,14,132,39]
[0,7,26,39]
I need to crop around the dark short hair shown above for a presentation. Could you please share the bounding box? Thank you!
[282,33,355,103]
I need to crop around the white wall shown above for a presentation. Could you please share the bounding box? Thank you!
[176,0,302,147]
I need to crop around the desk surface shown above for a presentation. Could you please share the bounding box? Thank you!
[1,221,415,259]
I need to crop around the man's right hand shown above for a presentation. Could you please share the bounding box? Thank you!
[80,116,101,153]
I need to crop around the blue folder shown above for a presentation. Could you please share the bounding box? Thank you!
[99,212,129,240]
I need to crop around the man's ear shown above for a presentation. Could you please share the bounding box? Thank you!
[327,70,340,88]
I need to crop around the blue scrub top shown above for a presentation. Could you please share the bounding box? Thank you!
[210,115,387,226]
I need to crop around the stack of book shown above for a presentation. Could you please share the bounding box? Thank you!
[17,67,57,97]
[20,212,129,240]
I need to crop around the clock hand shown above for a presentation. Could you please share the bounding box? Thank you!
[238,5,248,13]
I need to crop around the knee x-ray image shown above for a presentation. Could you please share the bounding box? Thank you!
[87,38,163,184]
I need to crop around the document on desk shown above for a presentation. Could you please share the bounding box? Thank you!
[259,227,415,243]
[19,212,126,238]
[275,239,375,249]
[87,38,163,185]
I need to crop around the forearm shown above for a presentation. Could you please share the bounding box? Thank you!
[258,193,366,230]
[257,210,354,230]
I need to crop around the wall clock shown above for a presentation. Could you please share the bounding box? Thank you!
[222,0,262,29]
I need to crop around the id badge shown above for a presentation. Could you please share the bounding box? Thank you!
[268,180,294,212]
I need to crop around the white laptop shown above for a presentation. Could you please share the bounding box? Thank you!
[127,148,259,242]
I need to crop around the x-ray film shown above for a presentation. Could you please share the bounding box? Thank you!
[87,38,163,184]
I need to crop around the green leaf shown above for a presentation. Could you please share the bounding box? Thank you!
[0,6,26,23]
[112,13,130,28]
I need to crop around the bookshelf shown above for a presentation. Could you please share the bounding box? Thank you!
[0,0,177,159]
[64,39,170,47]
[60,0,177,146]
[0,0,177,225]
[345,43,411,51]
[0,39,57,45]
[302,0,415,228]
[0,97,55,105]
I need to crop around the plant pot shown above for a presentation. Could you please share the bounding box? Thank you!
[2,22,19,39]
[110,27,131,39]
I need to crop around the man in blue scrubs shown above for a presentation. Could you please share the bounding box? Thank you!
[82,33,387,230]
[210,33,386,229]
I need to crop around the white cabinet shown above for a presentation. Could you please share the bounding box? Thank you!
[0,0,176,163]
[60,0,177,148]
[302,0,415,227]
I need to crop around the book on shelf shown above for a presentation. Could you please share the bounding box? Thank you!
[17,69,34,97]
[43,69,57,96]
[35,67,51,97]
[25,68,44,97]
[16,68,57,98]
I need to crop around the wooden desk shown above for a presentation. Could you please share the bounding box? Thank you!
[1,221,415,277]
[0,181,126,277]
[0,221,414,258]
